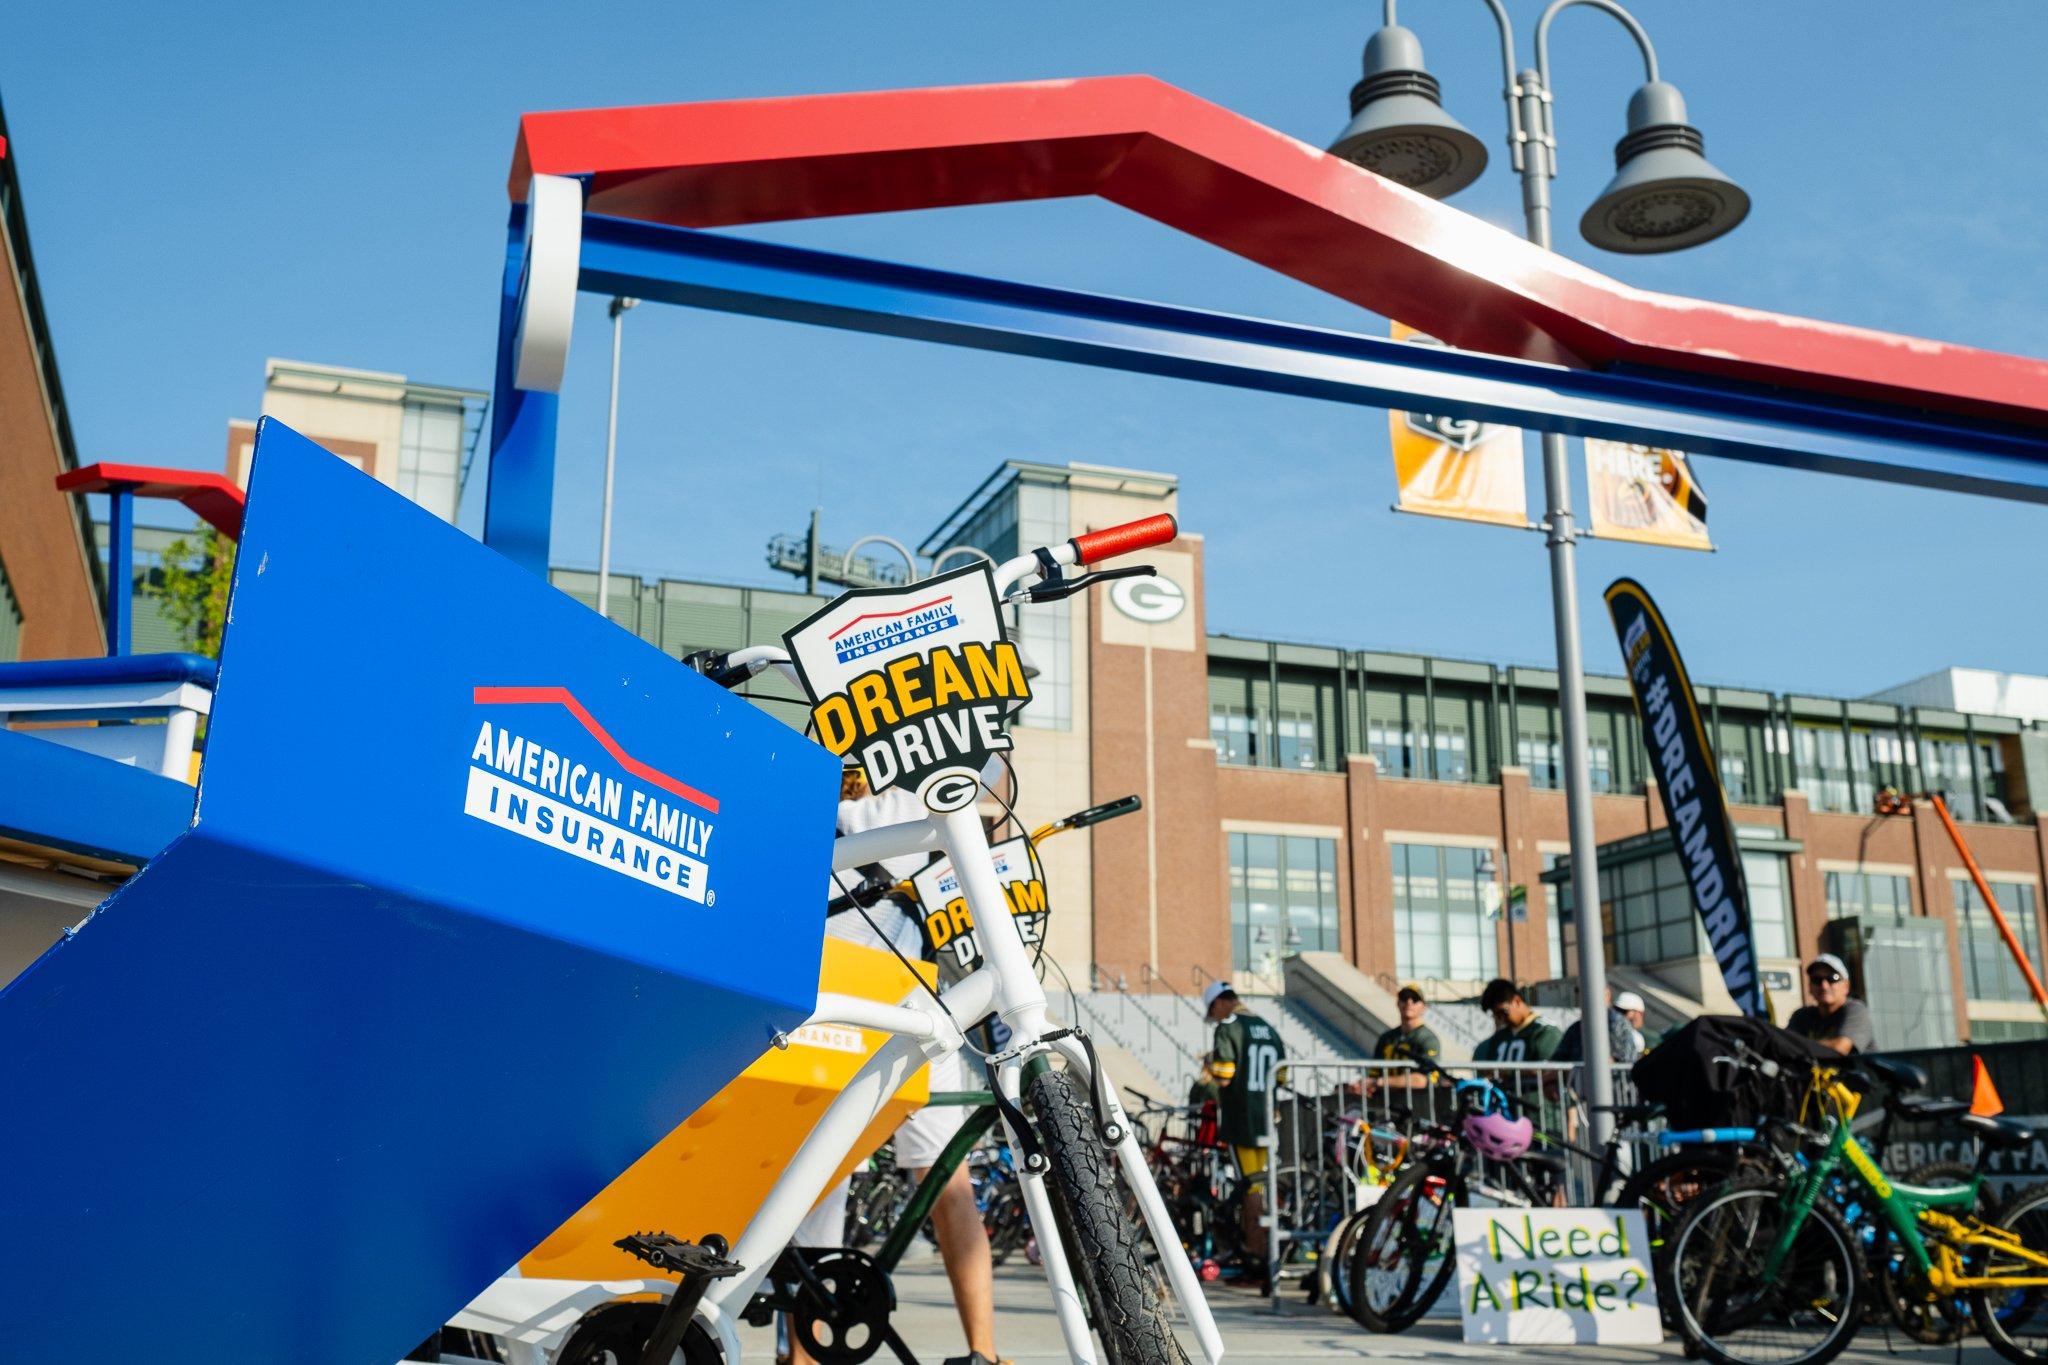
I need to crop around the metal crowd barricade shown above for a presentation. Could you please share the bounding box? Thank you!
[1259,1059,1648,1311]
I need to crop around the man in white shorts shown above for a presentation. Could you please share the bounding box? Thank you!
[790,766,998,1365]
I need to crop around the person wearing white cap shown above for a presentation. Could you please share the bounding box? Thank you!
[1787,953,1875,1055]
[1558,985,1641,1066]
[1614,991,1647,1056]
[1202,979,1284,1292]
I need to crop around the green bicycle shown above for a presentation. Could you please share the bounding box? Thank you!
[1663,1053,2048,1365]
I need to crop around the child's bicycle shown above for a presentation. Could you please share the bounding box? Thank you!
[1663,1050,2048,1365]
[1312,1106,1413,1313]
[469,513,1215,1365]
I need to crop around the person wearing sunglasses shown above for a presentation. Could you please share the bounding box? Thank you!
[1786,953,1875,1056]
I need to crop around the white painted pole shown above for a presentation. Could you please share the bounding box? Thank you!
[597,296,637,618]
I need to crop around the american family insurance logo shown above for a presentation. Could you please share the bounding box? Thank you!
[464,686,720,904]
[830,593,959,664]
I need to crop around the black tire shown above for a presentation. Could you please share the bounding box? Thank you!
[1881,1161,1979,1345]
[1971,1178,2048,1364]
[1326,1206,1376,1315]
[1346,1161,1457,1333]
[555,1301,723,1365]
[1616,1147,1744,1326]
[1616,1149,1742,1242]
[1663,1175,1864,1365]
[1025,1067,1189,1365]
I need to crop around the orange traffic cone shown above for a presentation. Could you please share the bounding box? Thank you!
[1971,1054,2006,1117]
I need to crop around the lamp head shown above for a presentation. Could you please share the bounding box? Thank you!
[1329,24,1488,199]
[1581,81,1750,253]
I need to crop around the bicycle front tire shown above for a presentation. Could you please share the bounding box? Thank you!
[1025,1066,1189,1365]
[1663,1175,1864,1365]
[1346,1161,1457,1333]
[1615,1145,1744,1324]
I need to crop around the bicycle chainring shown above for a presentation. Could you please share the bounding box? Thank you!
[791,1248,896,1365]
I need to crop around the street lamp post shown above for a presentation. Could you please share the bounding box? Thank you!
[596,295,638,620]
[1331,0,1750,1148]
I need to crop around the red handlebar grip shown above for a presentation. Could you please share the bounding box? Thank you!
[1070,513,1178,565]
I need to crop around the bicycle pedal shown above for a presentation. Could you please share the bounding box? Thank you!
[614,1231,744,1278]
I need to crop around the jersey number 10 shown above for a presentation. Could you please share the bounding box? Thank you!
[1245,1043,1279,1092]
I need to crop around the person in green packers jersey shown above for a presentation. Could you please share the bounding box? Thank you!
[1365,982,1441,1094]
[1475,978,1563,1062]
[1204,979,1284,1291]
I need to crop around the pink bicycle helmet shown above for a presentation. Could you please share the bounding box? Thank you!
[1463,1110,1534,1160]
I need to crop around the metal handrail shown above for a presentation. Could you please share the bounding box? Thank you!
[1141,962,1205,1021]
[1082,966,1203,1092]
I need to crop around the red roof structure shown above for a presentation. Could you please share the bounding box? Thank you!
[510,75,2048,430]
[57,463,246,540]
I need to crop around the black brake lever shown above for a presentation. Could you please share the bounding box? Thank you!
[1023,564,1154,604]
[1058,794,1143,831]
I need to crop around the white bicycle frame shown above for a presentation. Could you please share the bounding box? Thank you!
[458,538,1222,1365]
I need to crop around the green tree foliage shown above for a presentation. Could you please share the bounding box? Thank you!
[153,527,235,658]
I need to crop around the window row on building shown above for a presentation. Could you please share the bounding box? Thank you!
[1207,639,2033,822]
[1223,822,2046,1041]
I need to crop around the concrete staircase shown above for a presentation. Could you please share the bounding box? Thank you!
[1064,966,1359,1097]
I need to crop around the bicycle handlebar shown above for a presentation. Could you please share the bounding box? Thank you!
[690,520,1179,693]
[1071,513,1178,566]
[1046,794,1142,834]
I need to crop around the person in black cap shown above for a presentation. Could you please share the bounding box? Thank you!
[1366,983,1441,1094]
[1786,953,1874,1055]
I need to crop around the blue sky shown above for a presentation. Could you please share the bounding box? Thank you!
[6,2,2046,696]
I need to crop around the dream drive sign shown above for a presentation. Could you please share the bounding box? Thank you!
[1454,1208,1661,1345]
[784,564,1031,812]
[910,835,1048,983]
[1605,578,1765,1016]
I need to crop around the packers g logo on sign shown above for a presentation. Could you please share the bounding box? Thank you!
[922,771,982,813]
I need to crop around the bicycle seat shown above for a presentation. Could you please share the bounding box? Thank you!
[1961,1113,2035,1148]
[1889,1094,1969,1122]
[1861,1056,1929,1093]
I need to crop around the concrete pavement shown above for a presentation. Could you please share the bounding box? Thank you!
[750,1261,2011,1365]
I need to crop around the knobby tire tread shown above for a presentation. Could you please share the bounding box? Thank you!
[1026,1067,1189,1365]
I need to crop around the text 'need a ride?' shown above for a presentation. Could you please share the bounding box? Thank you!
[785,565,1031,812]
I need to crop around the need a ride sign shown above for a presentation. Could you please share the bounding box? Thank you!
[784,565,1031,811]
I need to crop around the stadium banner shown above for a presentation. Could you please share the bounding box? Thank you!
[1586,440,1714,551]
[1454,1208,1661,1344]
[1605,578,1765,1015]
[1388,323,1528,528]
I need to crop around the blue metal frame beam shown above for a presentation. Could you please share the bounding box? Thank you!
[106,488,133,657]
[575,212,2048,506]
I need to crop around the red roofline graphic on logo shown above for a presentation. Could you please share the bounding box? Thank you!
[474,686,720,815]
[828,593,954,641]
